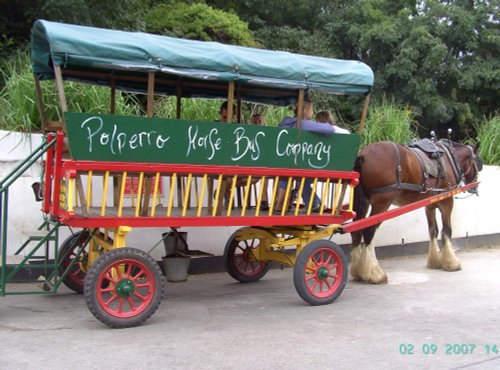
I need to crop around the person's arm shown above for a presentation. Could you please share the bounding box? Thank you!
[300,119,336,135]
[333,126,350,134]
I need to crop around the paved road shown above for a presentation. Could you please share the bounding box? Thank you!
[1,246,500,370]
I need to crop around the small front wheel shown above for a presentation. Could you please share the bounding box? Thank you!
[84,248,164,328]
[224,227,270,283]
[293,240,347,305]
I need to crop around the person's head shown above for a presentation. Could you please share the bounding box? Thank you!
[219,101,235,122]
[294,99,314,120]
[315,110,335,125]
[250,113,265,126]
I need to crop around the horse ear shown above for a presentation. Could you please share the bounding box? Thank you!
[473,141,480,154]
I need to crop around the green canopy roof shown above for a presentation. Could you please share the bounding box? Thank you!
[31,20,374,104]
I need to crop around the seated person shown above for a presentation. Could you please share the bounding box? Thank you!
[275,99,334,213]
[249,113,265,126]
[315,110,350,134]
[217,101,236,123]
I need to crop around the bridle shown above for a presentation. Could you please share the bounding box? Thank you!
[463,145,482,194]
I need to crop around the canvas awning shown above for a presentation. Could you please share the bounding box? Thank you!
[31,20,374,105]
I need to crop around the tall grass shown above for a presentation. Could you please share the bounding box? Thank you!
[153,96,289,126]
[474,114,500,165]
[1,50,419,145]
[0,47,292,132]
[361,97,418,146]
[0,50,140,132]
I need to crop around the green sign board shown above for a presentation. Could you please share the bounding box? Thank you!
[64,112,359,171]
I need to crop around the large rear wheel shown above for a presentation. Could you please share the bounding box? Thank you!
[84,248,164,328]
[58,230,91,293]
[224,228,270,283]
[293,240,347,305]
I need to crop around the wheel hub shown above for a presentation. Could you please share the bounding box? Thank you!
[116,279,135,297]
[317,266,329,280]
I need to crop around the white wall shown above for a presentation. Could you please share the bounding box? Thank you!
[1,130,498,261]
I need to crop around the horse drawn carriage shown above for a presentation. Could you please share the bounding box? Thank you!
[0,20,480,328]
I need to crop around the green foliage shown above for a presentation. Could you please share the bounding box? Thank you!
[474,115,500,166]
[145,2,257,46]
[154,97,223,121]
[248,0,499,139]
[0,51,139,132]
[0,0,45,47]
[41,0,148,30]
[1,0,498,143]
[361,96,418,146]
[153,97,288,126]
[206,0,329,32]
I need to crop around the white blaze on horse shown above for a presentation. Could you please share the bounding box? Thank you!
[350,139,482,284]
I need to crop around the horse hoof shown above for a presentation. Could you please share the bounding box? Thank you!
[362,271,388,284]
[442,262,461,272]
[427,261,442,270]
[369,274,388,285]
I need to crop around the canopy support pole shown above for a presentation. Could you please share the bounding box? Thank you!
[236,85,242,123]
[110,78,116,114]
[33,74,48,133]
[226,81,235,123]
[142,71,156,214]
[147,72,155,118]
[53,65,68,115]
[358,93,371,135]
[176,83,182,119]
[296,89,304,129]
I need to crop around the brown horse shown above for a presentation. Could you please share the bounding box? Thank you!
[350,139,481,284]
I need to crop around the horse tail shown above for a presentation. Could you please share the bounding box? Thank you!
[353,155,369,221]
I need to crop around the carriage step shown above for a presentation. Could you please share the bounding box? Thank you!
[0,255,28,265]
[26,230,57,241]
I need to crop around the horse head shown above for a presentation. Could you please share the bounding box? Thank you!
[453,141,482,193]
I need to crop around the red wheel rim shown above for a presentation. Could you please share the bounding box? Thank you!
[96,258,155,318]
[63,241,88,286]
[303,247,343,298]
[232,239,267,277]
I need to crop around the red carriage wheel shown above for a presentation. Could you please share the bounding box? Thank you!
[293,240,347,305]
[84,248,164,328]
[58,230,91,293]
[224,227,270,282]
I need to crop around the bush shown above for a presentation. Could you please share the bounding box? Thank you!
[145,3,258,46]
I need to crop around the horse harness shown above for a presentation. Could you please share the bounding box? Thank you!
[366,139,464,195]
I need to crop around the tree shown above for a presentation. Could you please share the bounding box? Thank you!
[382,0,499,135]
[41,0,149,30]
[314,0,499,137]
[145,2,257,46]
[0,0,45,56]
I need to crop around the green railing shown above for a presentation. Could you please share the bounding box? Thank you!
[0,135,63,295]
